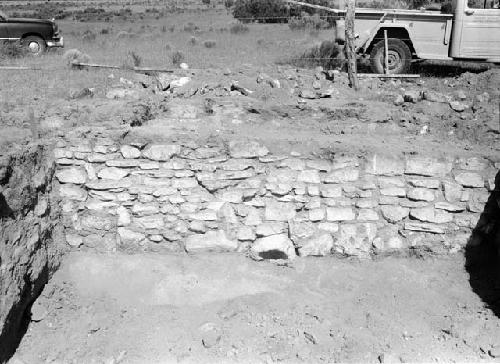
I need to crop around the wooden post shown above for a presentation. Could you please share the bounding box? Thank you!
[384,29,389,74]
[345,0,359,90]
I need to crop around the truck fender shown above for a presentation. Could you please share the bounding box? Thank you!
[361,25,416,56]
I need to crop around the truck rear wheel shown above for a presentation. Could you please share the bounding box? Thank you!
[370,38,412,74]
[21,35,46,56]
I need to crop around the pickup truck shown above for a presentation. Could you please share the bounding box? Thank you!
[0,10,63,56]
[289,0,500,74]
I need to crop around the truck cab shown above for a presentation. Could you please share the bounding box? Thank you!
[334,0,500,73]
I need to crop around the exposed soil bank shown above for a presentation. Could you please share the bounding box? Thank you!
[0,144,64,362]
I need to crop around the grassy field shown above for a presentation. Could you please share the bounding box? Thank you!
[0,8,337,106]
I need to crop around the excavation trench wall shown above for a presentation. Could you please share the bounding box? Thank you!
[0,145,63,361]
[53,136,499,258]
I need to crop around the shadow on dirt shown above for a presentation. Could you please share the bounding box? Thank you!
[412,61,496,78]
[465,170,500,318]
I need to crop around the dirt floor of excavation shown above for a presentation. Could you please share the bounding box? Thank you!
[9,252,500,364]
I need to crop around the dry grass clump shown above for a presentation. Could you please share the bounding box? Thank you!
[82,30,97,42]
[289,40,343,70]
[116,31,137,40]
[0,41,28,60]
[63,48,91,67]
[189,36,198,45]
[171,51,185,66]
[288,13,329,31]
[204,40,217,48]
[229,22,249,34]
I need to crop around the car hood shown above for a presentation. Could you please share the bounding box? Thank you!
[6,18,54,25]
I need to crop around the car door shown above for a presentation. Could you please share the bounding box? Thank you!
[0,13,9,40]
[456,0,500,59]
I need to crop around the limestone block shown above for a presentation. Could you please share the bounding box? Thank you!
[380,187,406,197]
[97,167,129,181]
[404,222,445,234]
[357,209,379,221]
[380,206,409,223]
[298,233,334,257]
[407,188,435,202]
[118,227,146,244]
[256,222,288,237]
[410,207,453,224]
[251,234,296,260]
[309,208,325,222]
[405,156,452,177]
[408,179,441,189]
[306,159,332,172]
[323,168,359,183]
[120,145,141,159]
[298,170,321,184]
[318,185,341,199]
[185,230,238,252]
[365,155,404,176]
[59,184,87,201]
[237,226,256,241]
[454,172,484,188]
[335,223,377,256]
[228,140,269,159]
[326,207,355,221]
[56,167,87,184]
[142,144,181,161]
[264,200,296,221]
[133,215,165,230]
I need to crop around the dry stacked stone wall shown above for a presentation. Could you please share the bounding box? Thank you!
[53,137,499,259]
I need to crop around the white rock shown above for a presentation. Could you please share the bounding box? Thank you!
[185,230,238,252]
[117,206,131,226]
[118,227,145,244]
[56,167,87,184]
[326,207,356,221]
[298,233,334,257]
[66,233,83,247]
[97,167,129,180]
[120,145,141,159]
[59,184,87,201]
[407,188,435,202]
[454,172,484,188]
[251,234,296,260]
[380,206,409,223]
[264,201,296,221]
[228,140,269,159]
[336,223,377,256]
[410,207,453,224]
[142,144,181,161]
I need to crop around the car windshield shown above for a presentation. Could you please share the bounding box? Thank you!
[0,10,7,20]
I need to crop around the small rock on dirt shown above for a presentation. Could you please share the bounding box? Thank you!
[449,101,466,112]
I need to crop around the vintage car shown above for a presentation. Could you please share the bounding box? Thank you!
[0,10,63,55]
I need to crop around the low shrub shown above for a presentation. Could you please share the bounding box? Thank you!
[63,48,91,67]
[189,36,198,45]
[0,41,28,60]
[229,22,249,34]
[289,40,343,70]
[171,50,185,66]
[288,13,329,31]
[204,40,217,48]
[82,30,97,42]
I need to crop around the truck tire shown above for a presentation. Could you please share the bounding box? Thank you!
[21,35,46,56]
[370,38,412,74]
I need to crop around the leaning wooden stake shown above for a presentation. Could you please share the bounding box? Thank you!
[345,0,359,90]
[384,29,389,75]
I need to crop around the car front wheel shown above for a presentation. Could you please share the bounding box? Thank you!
[22,35,46,56]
